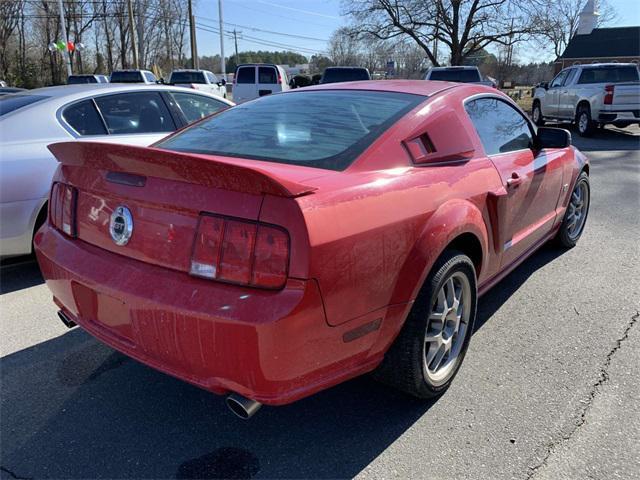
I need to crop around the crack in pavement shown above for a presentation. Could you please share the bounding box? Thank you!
[525,310,640,479]
[0,466,32,480]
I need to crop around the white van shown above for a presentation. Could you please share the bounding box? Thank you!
[232,64,290,103]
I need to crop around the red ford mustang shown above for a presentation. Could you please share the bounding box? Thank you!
[35,81,590,418]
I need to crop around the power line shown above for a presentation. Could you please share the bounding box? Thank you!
[196,14,329,42]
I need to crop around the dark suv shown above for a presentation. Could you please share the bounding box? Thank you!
[320,67,371,84]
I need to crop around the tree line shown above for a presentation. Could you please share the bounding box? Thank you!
[0,0,617,88]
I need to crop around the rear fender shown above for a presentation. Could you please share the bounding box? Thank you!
[389,199,489,306]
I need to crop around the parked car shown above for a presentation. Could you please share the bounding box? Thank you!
[68,74,109,84]
[232,63,290,103]
[320,66,371,84]
[169,69,227,99]
[110,69,157,84]
[424,66,494,87]
[289,74,312,89]
[532,63,640,136]
[0,87,25,96]
[0,84,232,258]
[34,81,590,419]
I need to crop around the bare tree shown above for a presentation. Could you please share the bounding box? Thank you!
[531,0,617,58]
[0,0,23,80]
[342,0,537,66]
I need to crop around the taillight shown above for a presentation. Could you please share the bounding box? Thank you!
[50,182,77,237]
[604,84,614,105]
[190,214,290,289]
[278,73,282,84]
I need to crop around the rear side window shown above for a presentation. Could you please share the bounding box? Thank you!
[68,75,96,84]
[62,100,107,135]
[428,69,480,82]
[171,92,227,123]
[143,72,157,83]
[258,67,277,84]
[322,68,370,83]
[465,98,533,155]
[578,66,639,84]
[0,94,50,116]
[157,91,425,171]
[110,71,143,83]
[170,71,206,84]
[236,67,255,84]
[94,92,175,134]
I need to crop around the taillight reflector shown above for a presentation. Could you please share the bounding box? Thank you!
[604,84,614,105]
[50,182,77,237]
[190,215,290,289]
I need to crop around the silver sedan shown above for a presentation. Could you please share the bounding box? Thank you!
[0,83,233,258]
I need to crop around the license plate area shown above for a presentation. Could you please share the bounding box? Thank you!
[71,281,133,341]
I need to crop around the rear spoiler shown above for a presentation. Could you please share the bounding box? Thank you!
[48,142,317,198]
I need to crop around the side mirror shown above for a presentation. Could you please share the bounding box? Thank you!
[217,79,227,86]
[536,127,571,149]
[541,82,549,90]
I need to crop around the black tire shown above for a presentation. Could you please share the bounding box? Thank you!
[532,101,545,126]
[373,250,477,399]
[556,171,590,248]
[576,105,595,137]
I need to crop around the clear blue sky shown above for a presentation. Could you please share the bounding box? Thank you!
[195,0,640,62]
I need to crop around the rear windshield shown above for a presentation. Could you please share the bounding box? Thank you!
[429,69,481,82]
[0,94,50,116]
[157,90,424,171]
[321,69,370,84]
[578,66,639,84]
[68,75,97,84]
[110,71,144,83]
[170,71,206,84]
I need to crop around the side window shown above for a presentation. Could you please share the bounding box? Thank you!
[94,92,176,134]
[171,92,227,123]
[465,98,534,155]
[258,66,277,84]
[563,69,577,85]
[62,100,107,136]
[143,72,157,83]
[236,67,255,84]
[206,72,217,84]
[550,70,569,88]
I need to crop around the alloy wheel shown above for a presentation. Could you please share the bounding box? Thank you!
[424,272,472,386]
[578,112,589,134]
[566,179,589,240]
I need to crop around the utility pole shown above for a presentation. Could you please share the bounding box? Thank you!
[218,0,226,80]
[188,0,198,69]
[127,0,139,69]
[57,0,72,76]
[233,29,240,62]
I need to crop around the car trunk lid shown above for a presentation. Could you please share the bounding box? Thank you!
[48,141,319,275]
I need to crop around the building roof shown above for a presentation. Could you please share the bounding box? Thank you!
[560,27,640,59]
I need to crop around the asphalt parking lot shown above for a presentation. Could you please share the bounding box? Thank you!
[1,125,639,480]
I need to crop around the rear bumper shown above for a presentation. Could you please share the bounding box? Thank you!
[598,109,640,123]
[34,226,393,405]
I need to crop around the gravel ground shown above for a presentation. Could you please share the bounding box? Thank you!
[1,125,638,480]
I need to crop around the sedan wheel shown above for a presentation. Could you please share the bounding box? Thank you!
[424,272,471,385]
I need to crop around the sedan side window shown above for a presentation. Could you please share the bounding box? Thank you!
[62,100,107,136]
[94,92,175,134]
[465,98,534,156]
[171,92,227,123]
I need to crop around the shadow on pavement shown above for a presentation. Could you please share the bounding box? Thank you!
[0,243,570,479]
[0,256,44,295]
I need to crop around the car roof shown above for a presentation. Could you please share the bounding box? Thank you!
[13,83,206,99]
[291,79,469,97]
[430,66,478,70]
[577,62,638,68]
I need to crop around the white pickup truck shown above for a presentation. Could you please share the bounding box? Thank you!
[169,69,228,99]
[532,63,640,136]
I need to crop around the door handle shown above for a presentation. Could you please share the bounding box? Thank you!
[507,173,522,188]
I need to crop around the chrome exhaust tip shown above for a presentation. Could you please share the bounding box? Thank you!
[57,310,76,329]
[226,393,262,419]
